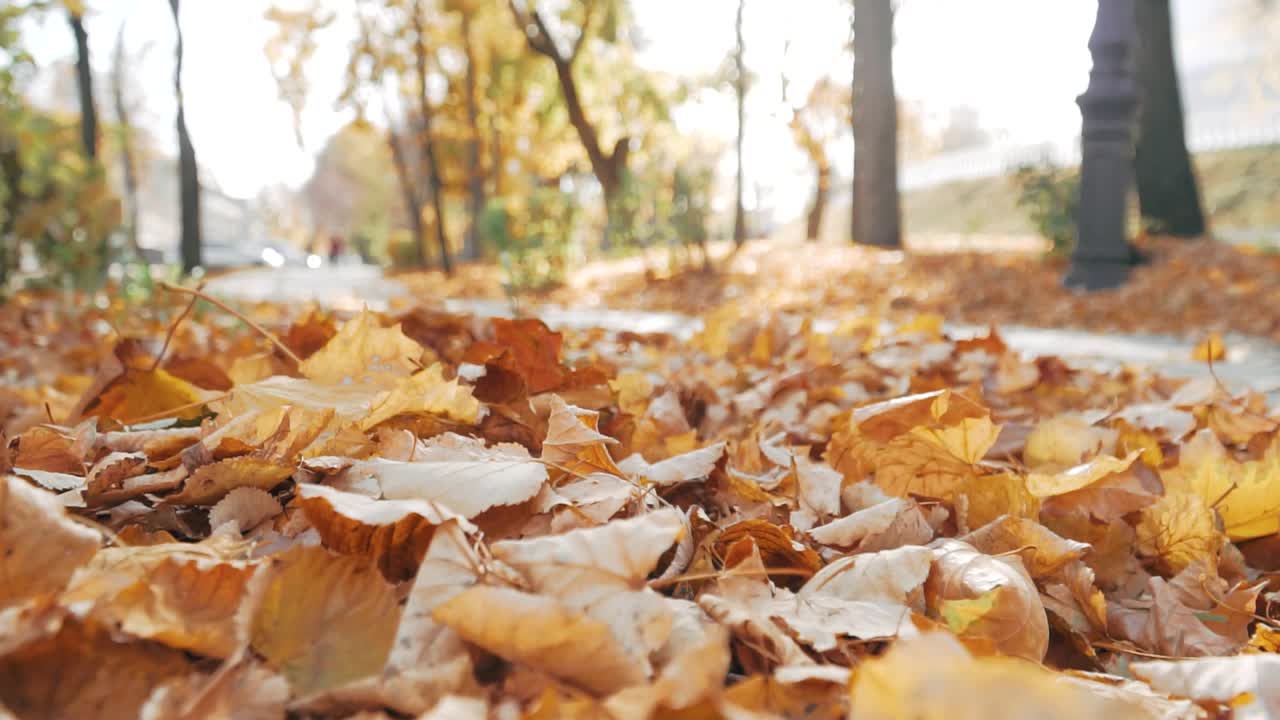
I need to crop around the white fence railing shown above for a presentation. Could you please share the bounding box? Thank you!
[900,114,1280,191]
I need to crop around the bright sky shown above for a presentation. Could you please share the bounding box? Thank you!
[23,1,1222,220]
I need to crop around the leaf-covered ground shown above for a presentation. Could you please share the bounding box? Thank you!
[401,236,1280,342]
[2,276,1279,719]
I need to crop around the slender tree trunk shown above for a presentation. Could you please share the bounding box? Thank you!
[410,0,452,274]
[732,0,747,245]
[509,1,627,247]
[851,0,901,248]
[169,0,201,273]
[1134,0,1205,237]
[807,162,830,242]
[387,128,429,267]
[112,25,142,258]
[0,148,22,288]
[460,13,486,261]
[69,12,97,159]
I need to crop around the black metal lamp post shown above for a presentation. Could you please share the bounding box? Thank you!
[1065,0,1139,291]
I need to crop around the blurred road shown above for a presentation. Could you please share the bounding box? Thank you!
[205,265,407,311]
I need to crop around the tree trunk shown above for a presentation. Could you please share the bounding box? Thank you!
[169,0,202,273]
[732,0,748,245]
[112,25,142,258]
[460,12,486,261]
[1134,0,1205,237]
[387,129,429,268]
[410,0,452,274]
[509,1,627,246]
[69,12,97,159]
[851,0,901,248]
[807,162,830,242]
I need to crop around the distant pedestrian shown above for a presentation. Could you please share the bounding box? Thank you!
[329,235,344,264]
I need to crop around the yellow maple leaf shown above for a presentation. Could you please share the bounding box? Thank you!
[1163,429,1280,540]
[299,309,424,385]
[360,363,482,430]
[87,367,208,425]
[1135,492,1225,575]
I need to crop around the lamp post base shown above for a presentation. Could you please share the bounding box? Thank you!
[1063,258,1133,291]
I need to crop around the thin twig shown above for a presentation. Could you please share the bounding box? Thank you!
[1090,639,1191,660]
[151,281,204,371]
[122,392,229,427]
[648,566,813,590]
[158,282,303,366]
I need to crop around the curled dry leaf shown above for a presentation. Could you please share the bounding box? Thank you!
[960,515,1091,578]
[807,497,935,551]
[295,483,473,582]
[84,451,148,499]
[434,585,648,696]
[926,539,1049,662]
[1132,654,1280,720]
[13,425,82,473]
[344,453,547,518]
[760,545,932,650]
[0,475,100,608]
[492,510,684,679]
[165,455,295,506]
[209,486,283,533]
[61,545,256,658]
[617,441,725,486]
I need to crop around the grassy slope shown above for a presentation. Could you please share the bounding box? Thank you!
[788,144,1280,243]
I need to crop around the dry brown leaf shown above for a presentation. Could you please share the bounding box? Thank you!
[165,455,294,506]
[84,451,147,498]
[0,475,100,608]
[1162,429,1280,541]
[617,441,725,486]
[849,631,1174,720]
[434,585,648,696]
[299,310,424,384]
[209,486,283,532]
[1133,654,1280,719]
[1023,414,1117,470]
[360,363,481,430]
[139,661,290,720]
[295,483,473,582]
[250,544,401,695]
[0,620,193,720]
[61,546,256,658]
[344,453,547,518]
[13,425,82,474]
[960,515,1091,578]
[1135,491,1226,576]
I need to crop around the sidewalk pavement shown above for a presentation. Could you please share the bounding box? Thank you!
[206,265,1280,401]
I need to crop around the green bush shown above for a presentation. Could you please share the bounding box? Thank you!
[1012,162,1079,256]
[484,187,578,293]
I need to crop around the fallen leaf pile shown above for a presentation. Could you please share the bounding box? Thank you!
[534,236,1280,341]
[5,288,1280,719]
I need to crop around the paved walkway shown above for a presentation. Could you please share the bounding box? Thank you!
[206,265,1280,400]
